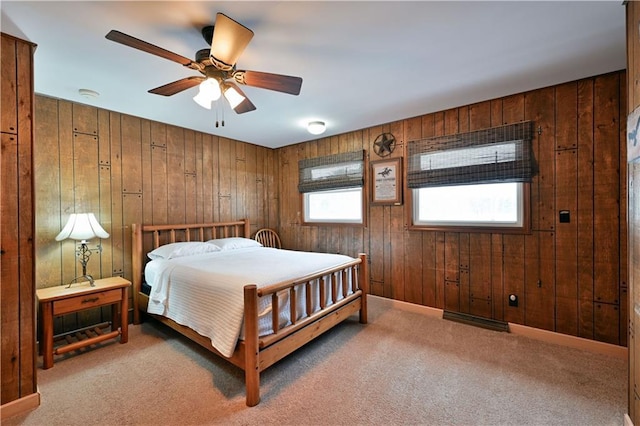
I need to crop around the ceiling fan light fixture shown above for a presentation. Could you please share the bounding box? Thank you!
[307,121,326,135]
[193,91,213,109]
[222,85,245,109]
[193,78,221,109]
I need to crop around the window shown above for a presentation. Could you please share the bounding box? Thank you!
[298,150,365,225]
[413,182,524,228]
[303,187,363,224]
[407,122,535,231]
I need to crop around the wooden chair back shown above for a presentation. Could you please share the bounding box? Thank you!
[254,228,281,249]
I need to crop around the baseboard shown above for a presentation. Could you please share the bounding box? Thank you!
[370,295,443,318]
[372,295,628,359]
[0,390,40,420]
[509,323,627,359]
[625,413,634,426]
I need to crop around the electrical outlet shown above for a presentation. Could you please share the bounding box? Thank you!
[508,294,518,307]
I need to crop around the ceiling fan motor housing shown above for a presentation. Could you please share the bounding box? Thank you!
[201,25,214,45]
[196,48,211,63]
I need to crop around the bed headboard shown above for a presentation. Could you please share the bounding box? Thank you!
[130,219,250,323]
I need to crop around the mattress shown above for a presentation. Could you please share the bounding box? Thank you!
[144,246,356,357]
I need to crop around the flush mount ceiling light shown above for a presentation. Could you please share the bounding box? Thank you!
[307,121,326,135]
[78,88,99,99]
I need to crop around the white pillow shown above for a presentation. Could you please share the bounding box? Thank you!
[147,242,221,260]
[206,237,262,251]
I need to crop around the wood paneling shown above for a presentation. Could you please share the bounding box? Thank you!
[1,35,18,134]
[627,3,640,423]
[277,70,627,347]
[1,32,36,406]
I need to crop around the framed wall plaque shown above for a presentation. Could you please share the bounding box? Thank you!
[371,157,402,205]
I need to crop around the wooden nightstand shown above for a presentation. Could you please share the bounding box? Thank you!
[36,276,131,369]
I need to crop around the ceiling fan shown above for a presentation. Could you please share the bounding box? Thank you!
[105,13,303,115]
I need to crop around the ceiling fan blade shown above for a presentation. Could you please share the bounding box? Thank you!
[233,70,302,95]
[224,82,256,114]
[106,30,196,67]
[209,13,254,70]
[148,77,204,96]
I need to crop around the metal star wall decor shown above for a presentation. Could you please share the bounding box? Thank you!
[373,133,396,157]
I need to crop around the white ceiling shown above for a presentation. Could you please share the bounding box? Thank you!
[1,1,627,149]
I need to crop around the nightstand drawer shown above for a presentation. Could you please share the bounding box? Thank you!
[53,288,123,315]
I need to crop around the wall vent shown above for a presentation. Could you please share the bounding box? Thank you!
[443,311,509,332]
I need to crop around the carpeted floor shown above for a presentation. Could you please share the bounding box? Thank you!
[5,296,628,426]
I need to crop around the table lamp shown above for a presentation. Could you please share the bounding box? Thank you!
[55,213,109,287]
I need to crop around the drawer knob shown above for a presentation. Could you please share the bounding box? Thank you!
[82,297,100,304]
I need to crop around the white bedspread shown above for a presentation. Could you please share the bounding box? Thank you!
[145,247,355,357]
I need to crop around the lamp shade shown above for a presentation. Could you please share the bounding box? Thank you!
[222,84,246,109]
[193,78,221,109]
[55,213,109,241]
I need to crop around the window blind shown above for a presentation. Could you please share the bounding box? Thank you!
[407,121,536,188]
[298,150,365,193]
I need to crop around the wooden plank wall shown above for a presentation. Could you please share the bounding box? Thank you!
[33,96,279,332]
[1,32,37,406]
[626,1,640,421]
[277,70,628,346]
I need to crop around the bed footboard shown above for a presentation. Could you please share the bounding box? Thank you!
[242,253,368,406]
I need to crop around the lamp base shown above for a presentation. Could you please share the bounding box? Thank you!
[66,274,95,288]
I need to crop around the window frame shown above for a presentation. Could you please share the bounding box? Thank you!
[407,181,531,234]
[301,186,366,226]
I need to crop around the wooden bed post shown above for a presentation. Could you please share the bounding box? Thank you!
[243,218,251,238]
[243,284,260,406]
[358,253,368,324]
[132,224,143,325]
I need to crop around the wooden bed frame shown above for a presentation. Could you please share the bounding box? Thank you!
[131,219,368,406]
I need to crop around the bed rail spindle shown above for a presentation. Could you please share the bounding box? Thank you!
[271,293,280,333]
[153,231,160,248]
[319,277,326,309]
[289,287,297,325]
[351,265,358,293]
[170,229,176,243]
[331,273,338,304]
[342,269,348,298]
[305,282,312,317]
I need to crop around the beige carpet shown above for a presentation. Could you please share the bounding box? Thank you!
[5,296,627,426]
